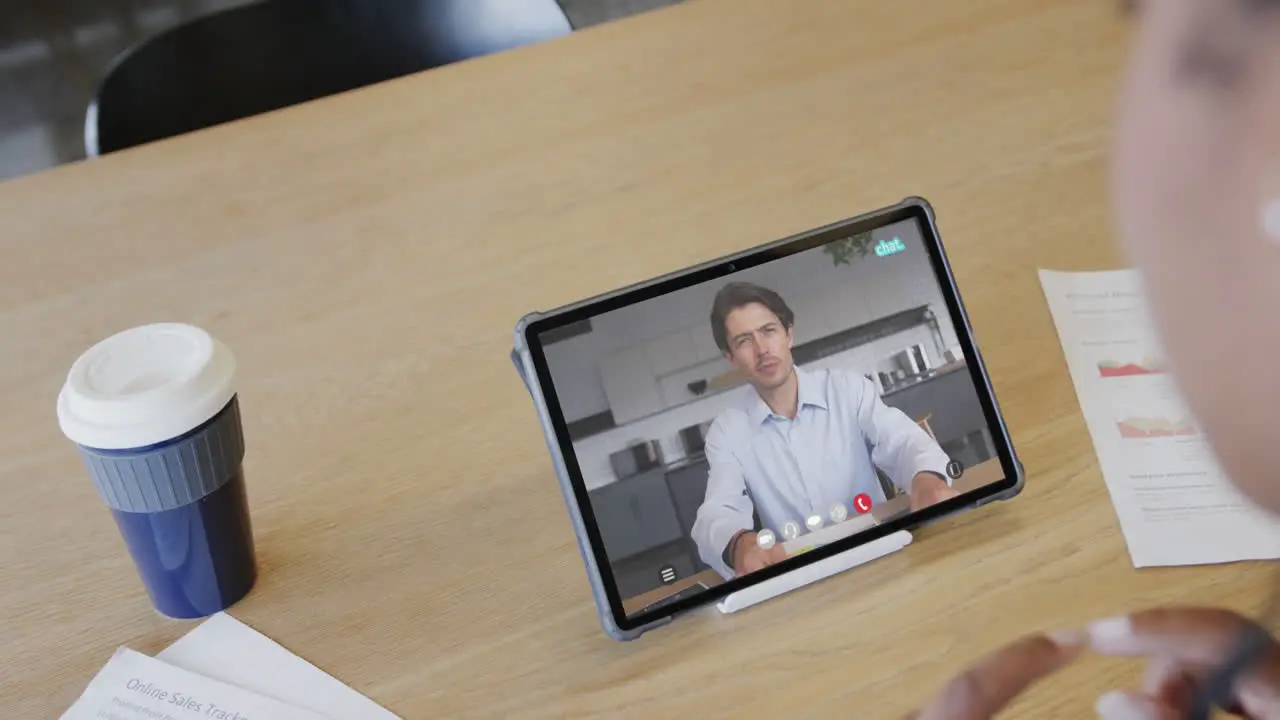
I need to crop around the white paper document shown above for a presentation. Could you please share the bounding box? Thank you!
[1039,269,1280,567]
[158,613,401,720]
[60,647,331,720]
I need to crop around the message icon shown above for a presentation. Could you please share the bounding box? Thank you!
[853,493,873,514]
[805,514,824,532]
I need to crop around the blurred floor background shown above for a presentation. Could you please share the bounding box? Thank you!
[0,0,681,182]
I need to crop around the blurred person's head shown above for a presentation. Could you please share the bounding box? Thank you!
[1116,2,1280,509]
[711,282,796,392]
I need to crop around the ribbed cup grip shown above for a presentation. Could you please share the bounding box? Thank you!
[77,396,245,513]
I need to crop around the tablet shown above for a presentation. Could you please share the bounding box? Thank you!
[512,197,1023,640]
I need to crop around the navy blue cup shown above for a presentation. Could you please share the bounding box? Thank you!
[77,397,256,618]
[57,323,257,619]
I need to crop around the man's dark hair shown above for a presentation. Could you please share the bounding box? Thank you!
[709,282,794,354]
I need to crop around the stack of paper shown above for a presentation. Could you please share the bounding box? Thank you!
[1039,269,1280,567]
[60,614,400,720]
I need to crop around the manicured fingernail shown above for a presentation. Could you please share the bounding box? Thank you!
[1046,628,1086,646]
[1095,691,1154,720]
[1088,616,1134,651]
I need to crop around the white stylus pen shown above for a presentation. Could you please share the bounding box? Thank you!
[716,530,913,614]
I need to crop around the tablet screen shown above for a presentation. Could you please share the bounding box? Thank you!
[536,210,1012,620]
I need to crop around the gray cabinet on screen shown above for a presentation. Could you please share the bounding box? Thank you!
[588,469,684,561]
[881,367,994,465]
[665,459,713,572]
[664,460,710,539]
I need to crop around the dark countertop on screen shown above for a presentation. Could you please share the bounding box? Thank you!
[880,360,968,398]
[662,452,708,474]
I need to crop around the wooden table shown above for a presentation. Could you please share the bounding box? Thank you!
[872,458,1007,525]
[0,0,1272,716]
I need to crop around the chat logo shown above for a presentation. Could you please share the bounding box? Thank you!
[874,237,906,257]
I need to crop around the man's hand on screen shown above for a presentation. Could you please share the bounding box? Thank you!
[732,532,788,575]
[910,472,960,511]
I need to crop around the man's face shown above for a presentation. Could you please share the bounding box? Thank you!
[722,302,794,391]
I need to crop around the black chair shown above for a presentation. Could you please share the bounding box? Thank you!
[85,0,572,155]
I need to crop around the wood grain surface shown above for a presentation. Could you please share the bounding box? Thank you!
[1,0,1271,717]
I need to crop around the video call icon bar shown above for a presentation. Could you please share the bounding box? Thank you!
[757,496,877,551]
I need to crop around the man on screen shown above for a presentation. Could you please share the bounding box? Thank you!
[691,282,960,580]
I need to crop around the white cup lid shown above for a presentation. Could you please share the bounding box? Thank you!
[57,323,237,450]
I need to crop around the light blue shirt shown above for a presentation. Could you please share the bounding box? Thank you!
[691,367,951,579]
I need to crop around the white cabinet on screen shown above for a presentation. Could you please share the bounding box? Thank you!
[600,346,665,424]
[897,246,938,310]
[785,291,835,345]
[858,252,904,319]
[645,330,698,376]
[827,277,873,331]
[692,322,722,362]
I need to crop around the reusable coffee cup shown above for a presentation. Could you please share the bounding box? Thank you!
[57,322,256,619]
